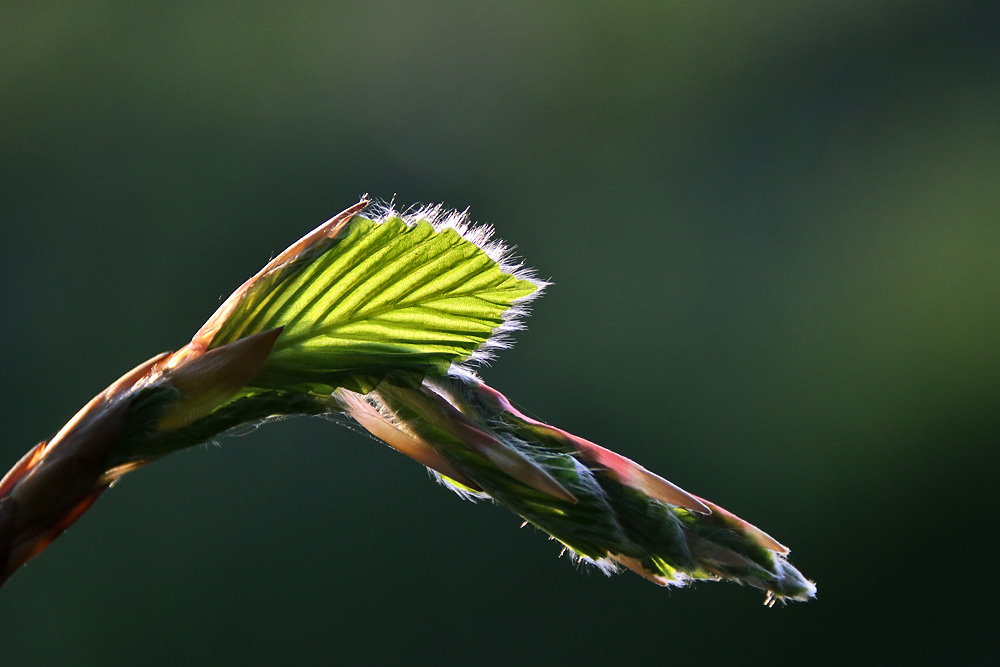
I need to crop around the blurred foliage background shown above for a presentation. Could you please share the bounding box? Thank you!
[2,1,998,664]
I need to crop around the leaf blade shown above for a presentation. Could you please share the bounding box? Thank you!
[210,212,540,394]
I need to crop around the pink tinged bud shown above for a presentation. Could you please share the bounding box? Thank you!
[0,392,132,584]
[335,389,484,492]
[0,348,174,582]
[473,381,709,514]
[473,383,790,554]
[157,327,283,432]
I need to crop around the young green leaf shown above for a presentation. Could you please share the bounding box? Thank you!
[210,212,539,394]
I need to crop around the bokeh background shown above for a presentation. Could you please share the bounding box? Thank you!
[2,1,998,664]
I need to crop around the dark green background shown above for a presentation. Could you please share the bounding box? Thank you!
[2,2,998,664]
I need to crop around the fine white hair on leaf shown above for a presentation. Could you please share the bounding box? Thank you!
[582,555,621,577]
[427,469,491,502]
[545,535,620,577]
[367,199,549,291]
[366,199,549,370]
